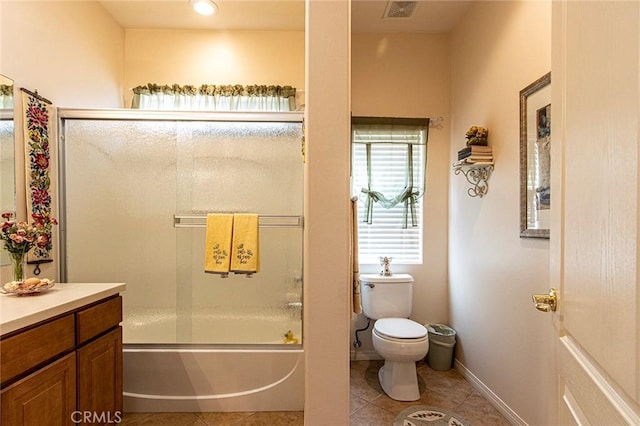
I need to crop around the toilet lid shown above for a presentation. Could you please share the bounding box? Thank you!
[374,318,428,340]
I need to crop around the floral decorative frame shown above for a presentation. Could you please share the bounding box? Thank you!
[520,72,551,239]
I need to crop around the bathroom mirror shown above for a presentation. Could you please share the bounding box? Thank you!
[519,72,551,239]
[0,74,15,265]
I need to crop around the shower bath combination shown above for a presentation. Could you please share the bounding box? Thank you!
[58,110,304,412]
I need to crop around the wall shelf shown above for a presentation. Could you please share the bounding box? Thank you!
[453,163,494,198]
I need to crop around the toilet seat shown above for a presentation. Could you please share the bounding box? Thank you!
[374,318,428,342]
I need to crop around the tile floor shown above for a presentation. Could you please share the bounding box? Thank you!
[349,359,510,426]
[119,359,511,425]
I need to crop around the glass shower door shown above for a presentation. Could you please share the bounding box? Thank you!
[61,113,303,345]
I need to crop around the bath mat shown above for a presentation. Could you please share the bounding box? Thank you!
[393,405,471,426]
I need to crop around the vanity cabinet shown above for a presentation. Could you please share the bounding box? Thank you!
[1,294,123,426]
[77,327,123,421]
[1,353,76,426]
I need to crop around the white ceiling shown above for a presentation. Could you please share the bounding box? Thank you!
[98,0,471,33]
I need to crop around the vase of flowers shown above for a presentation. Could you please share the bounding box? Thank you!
[8,251,27,282]
[0,212,57,282]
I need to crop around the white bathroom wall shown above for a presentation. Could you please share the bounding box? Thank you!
[0,1,560,423]
[2,2,350,422]
[123,29,305,107]
[350,32,451,357]
[449,1,554,424]
[304,1,351,421]
[0,3,304,285]
[1,1,125,108]
[0,0,124,283]
[0,2,3,72]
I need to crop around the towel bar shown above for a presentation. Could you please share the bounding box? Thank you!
[217,273,254,279]
[173,214,303,229]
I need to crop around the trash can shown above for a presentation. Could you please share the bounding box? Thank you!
[426,324,456,371]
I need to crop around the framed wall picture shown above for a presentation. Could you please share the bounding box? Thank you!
[520,72,551,239]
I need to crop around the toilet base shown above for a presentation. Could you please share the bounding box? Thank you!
[378,361,420,401]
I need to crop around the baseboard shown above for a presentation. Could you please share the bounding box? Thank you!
[454,359,527,426]
[350,349,382,361]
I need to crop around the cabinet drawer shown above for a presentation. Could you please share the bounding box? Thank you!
[76,296,122,345]
[0,314,75,385]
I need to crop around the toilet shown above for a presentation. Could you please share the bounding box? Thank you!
[360,273,428,401]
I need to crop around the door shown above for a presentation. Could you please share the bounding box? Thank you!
[77,327,123,425]
[550,1,640,424]
[1,353,76,426]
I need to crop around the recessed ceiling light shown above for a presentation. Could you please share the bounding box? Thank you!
[190,0,218,16]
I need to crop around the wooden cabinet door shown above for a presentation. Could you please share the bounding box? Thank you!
[76,327,123,425]
[1,353,76,426]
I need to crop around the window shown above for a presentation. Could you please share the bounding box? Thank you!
[351,117,429,264]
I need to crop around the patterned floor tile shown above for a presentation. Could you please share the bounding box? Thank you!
[121,362,510,425]
[121,412,207,426]
[197,411,256,425]
[454,392,512,426]
[241,411,304,426]
[349,402,396,426]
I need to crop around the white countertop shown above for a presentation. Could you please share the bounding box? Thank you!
[0,282,126,336]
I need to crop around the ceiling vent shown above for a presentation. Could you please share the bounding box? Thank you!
[383,1,419,19]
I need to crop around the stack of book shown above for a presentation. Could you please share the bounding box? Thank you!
[453,145,493,166]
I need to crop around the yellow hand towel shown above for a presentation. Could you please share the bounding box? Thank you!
[204,214,233,274]
[230,214,260,274]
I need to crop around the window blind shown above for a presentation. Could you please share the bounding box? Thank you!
[351,120,427,264]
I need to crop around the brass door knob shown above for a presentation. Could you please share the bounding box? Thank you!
[532,288,558,312]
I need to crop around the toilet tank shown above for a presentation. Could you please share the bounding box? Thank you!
[359,274,414,319]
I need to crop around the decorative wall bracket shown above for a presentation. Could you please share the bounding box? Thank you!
[453,163,494,198]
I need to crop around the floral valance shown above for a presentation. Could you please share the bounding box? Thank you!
[131,83,297,111]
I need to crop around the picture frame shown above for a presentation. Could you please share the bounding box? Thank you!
[520,72,551,239]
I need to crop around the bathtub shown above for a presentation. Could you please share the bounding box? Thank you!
[123,345,304,412]
[59,111,306,413]
[122,308,304,412]
[122,307,302,344]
